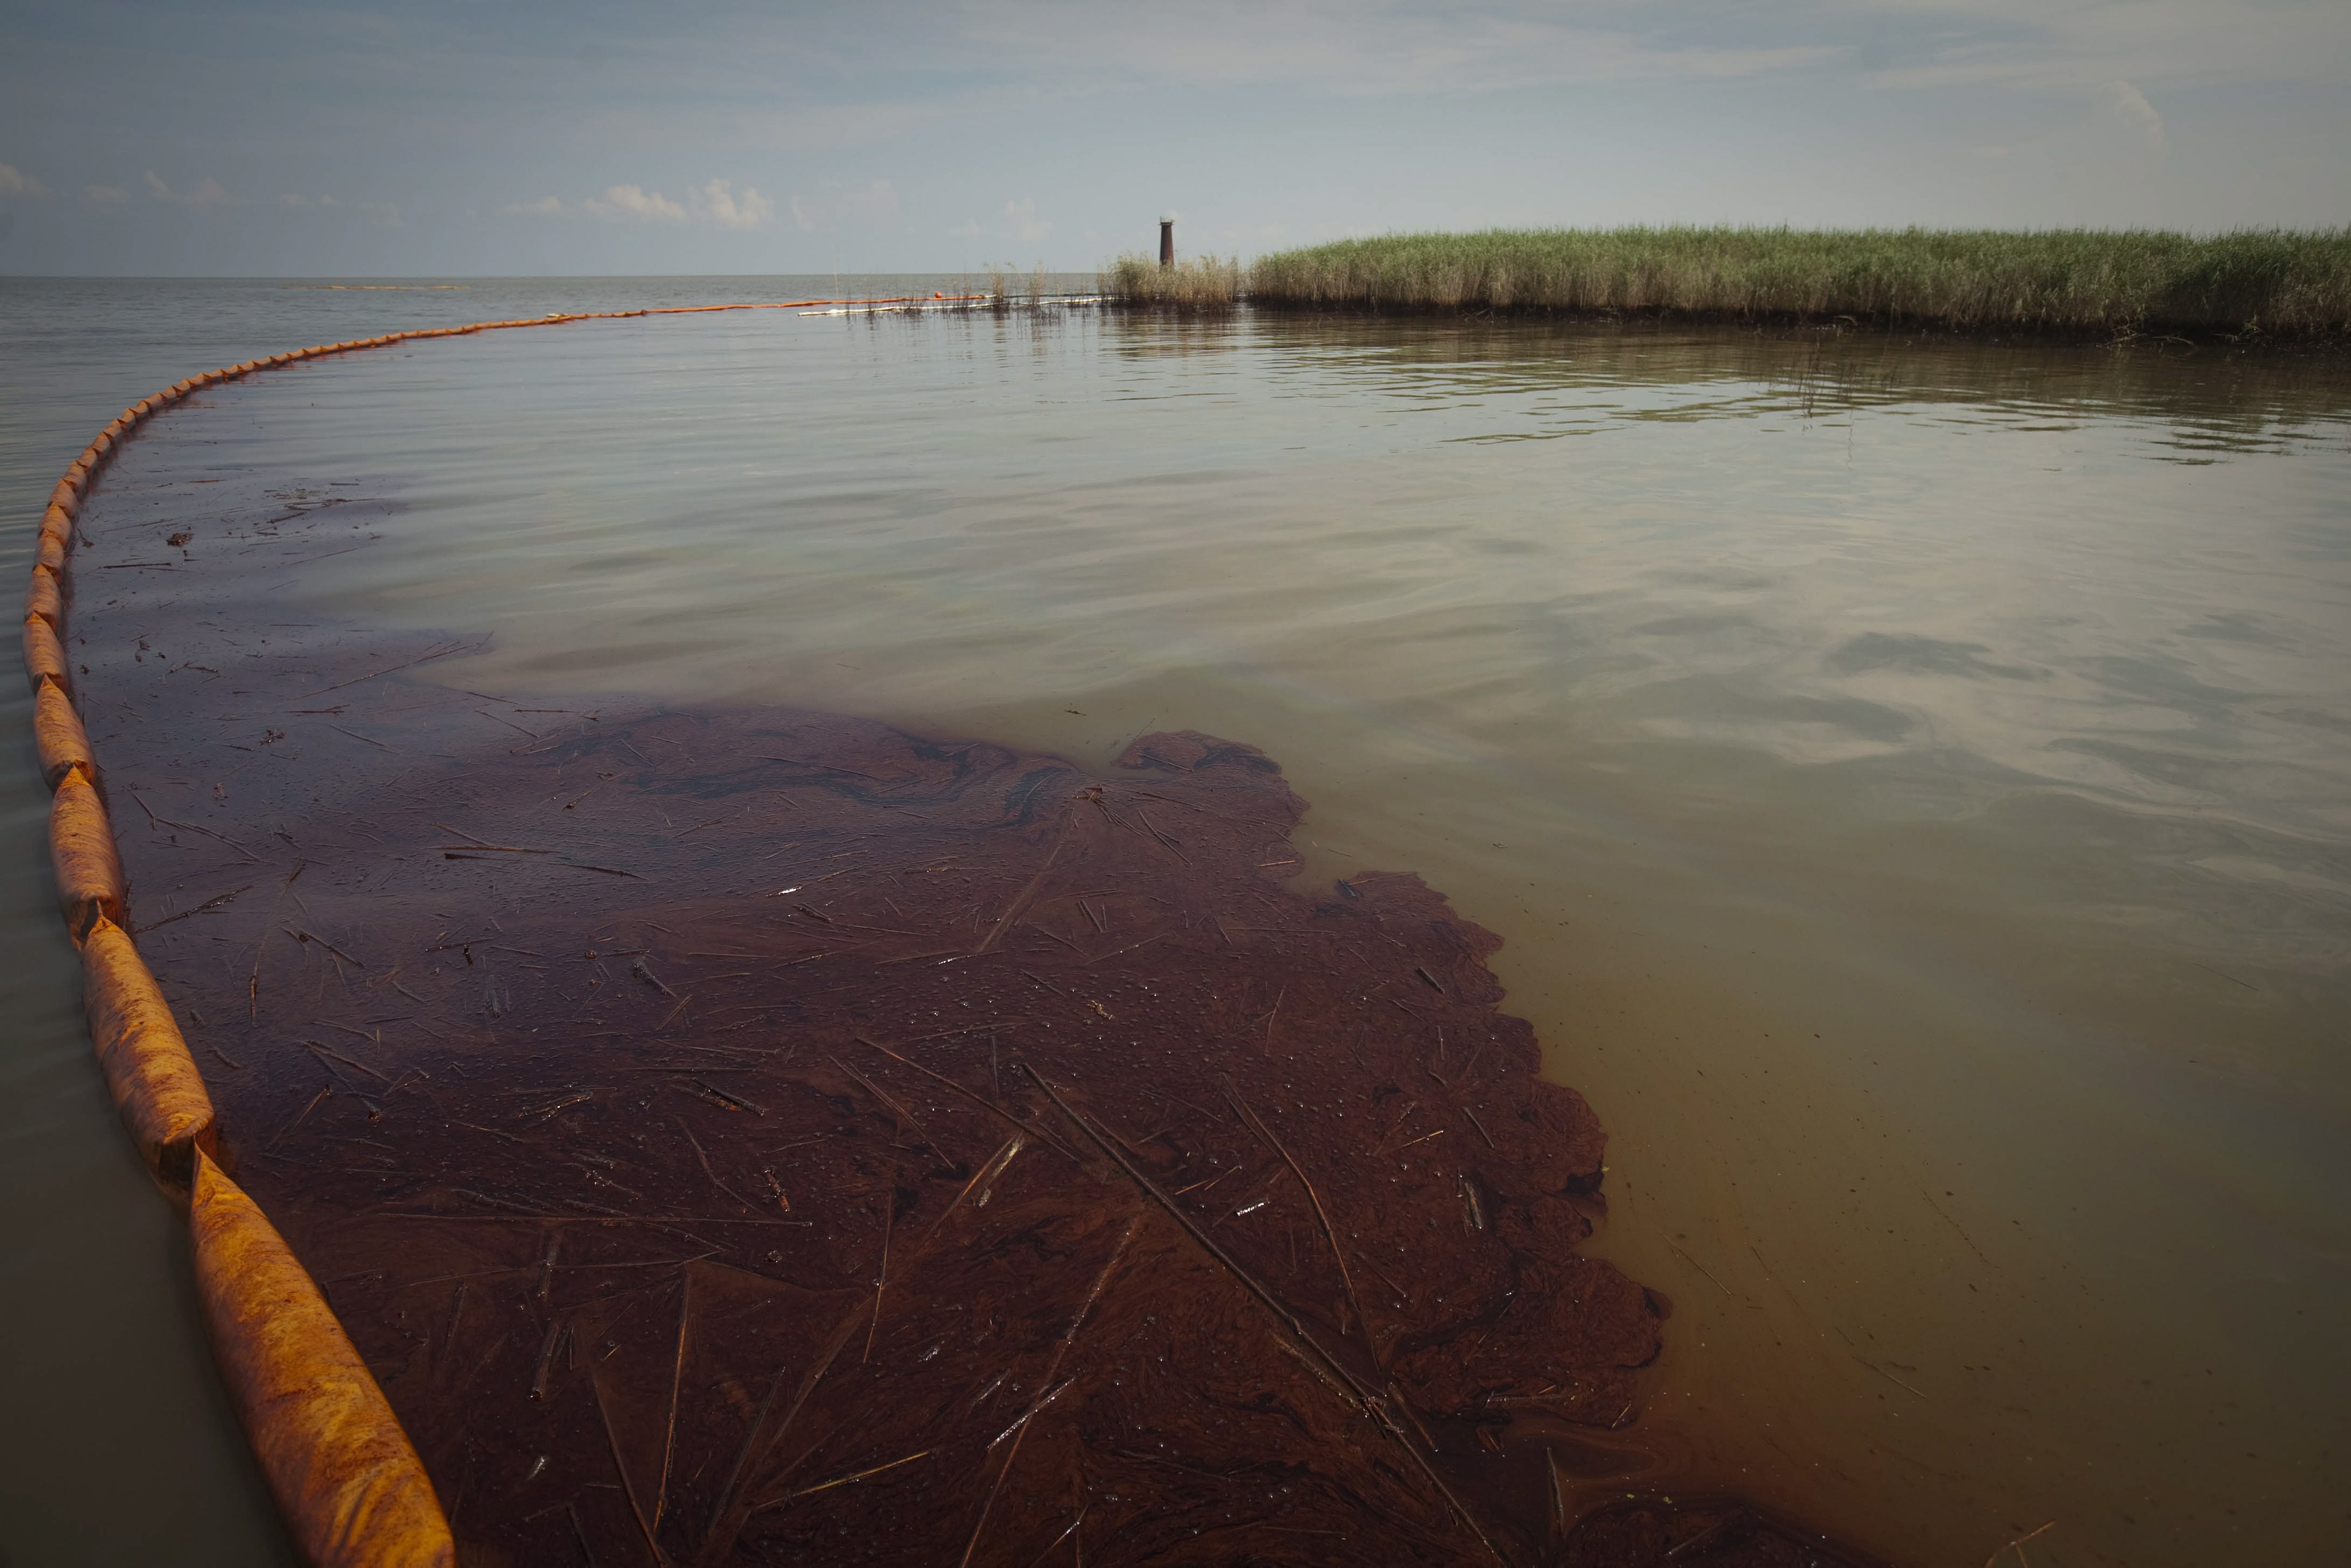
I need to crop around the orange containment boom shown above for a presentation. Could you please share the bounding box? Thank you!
[19,295,947,1563]
[191,1151,455,1568]
[81,916,218,1186]
[49,764,126,938]
[31,677,92,789]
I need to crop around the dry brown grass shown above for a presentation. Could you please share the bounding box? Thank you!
[1102,253,1242,311]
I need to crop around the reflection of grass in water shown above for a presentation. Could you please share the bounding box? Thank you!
[1102,253,1243,310]
[1237,309,2351,443]
[1246,227,2351,337]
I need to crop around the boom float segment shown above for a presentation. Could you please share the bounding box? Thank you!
[33,554,65,601]
[32,677,93,789]
[48,765,126,938]
[22,609,70,691]
[82,917,219,1187]
[25,567,64,633]
[191,1151,455,1568]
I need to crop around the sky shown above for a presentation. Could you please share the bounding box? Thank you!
[1,0,2345,275]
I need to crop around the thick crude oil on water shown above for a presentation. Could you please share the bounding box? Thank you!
[7,281,2351,1567]
[69,468,1851,1568]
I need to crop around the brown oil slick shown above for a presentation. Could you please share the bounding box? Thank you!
[68,476,1876,1566]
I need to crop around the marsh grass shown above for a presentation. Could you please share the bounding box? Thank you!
[977,261,1061,311]
[1103,253,1243,310]
[1246,227,2351,338]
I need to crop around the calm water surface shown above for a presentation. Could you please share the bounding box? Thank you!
[6,280,2349,1566]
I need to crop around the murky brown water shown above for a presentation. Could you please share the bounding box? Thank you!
[24,294,2351,1565]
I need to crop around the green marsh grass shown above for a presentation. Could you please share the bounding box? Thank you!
[1244,227,2351,337]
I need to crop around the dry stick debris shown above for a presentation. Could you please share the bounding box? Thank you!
[1220,1073,1375,1352]
[127,788,262,861]
[1984,1521,2058,1568]
[588,1368,672,1566]
[716,1302,872,1546]
[956,1216,1139,1568]
[833,1056,953,1170]
[863,1180,895,1365]
[1018,1065,1506,1565]
[654,1272,692,1531]
[294,638,475,698]
[679,1120,758,1210]
[1667,1241,1735,1298]
[785,1449,932,1501]
[135,879,258,933]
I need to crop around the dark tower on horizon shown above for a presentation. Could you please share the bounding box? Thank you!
[1159,218,1174,268]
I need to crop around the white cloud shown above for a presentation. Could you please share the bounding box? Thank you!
[546,180,773,227]
[581,183,688,222]
[0,162,46,197]
[699,178,773,229]
[1002,197,1050,244]
[84,184,130,204]
[145,170,229,205]
[2101,79,2166,152]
